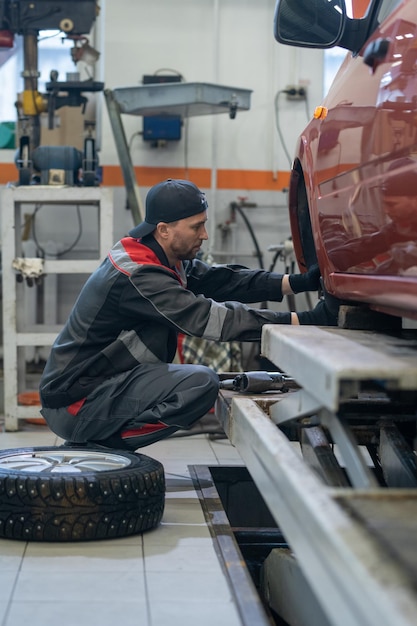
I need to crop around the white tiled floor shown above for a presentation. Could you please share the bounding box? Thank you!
[0,419,245,626]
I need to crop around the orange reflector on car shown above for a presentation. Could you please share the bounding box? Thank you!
[314,106,328,119]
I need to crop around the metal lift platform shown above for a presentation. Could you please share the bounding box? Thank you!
[215,325,417,626]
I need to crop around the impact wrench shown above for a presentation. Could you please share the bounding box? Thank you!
[219,371,298,393]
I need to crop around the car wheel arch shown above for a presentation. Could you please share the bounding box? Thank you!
[289,160,319,273]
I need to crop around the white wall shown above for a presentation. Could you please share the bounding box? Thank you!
[0,0,325,322]
[99,0,324,173]
[98,0,324,274]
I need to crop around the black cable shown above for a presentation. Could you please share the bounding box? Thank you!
[268,248,282,273]
[274,90,293,167]
[128,131,142,150]
[31,203,83,258]
[230,200,267,363]
[37,32,62,43]
[231,202,264,270]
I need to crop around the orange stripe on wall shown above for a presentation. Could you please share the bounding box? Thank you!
[102,165,290,191]
[218,169,290,190]
[102,166,211,188]
[0,163,19,184]
[1,163,290,191]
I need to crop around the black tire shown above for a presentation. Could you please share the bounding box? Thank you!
[0,446,165,542]
[296,173,318,269]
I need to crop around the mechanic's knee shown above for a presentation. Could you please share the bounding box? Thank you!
[192,363,219,385]
[189,364,220,401]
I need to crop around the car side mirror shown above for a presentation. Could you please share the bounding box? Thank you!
[274,0,346,48]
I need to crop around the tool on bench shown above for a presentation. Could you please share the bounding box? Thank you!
[219,371,297,393]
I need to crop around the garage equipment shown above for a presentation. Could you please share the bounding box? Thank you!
[216,323,417,626]
[219,371,296,393]
[1,0,102,183]
[104,82,252,225]
[1,184,114,431]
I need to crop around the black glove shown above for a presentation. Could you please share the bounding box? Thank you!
[297,291,340,326]
[288,264,321,294]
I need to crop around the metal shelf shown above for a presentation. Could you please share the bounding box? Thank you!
[1,185,114,431]
[111,82,252,118]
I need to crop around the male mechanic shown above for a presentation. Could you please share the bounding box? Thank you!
[39,178,338,451]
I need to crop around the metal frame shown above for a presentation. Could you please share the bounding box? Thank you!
[1,185,113,430]
[215,325,417,626]
[217,395,417,626]
[190,464,273,626]
[104,89,144,226]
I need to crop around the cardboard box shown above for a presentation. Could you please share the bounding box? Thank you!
[40,106,85,151]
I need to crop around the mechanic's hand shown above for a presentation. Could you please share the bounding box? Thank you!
[289,263,321,294]
[297,290,340,326]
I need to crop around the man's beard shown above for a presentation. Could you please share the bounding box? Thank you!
[173,244,200,261]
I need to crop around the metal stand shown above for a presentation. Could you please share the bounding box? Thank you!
[104,89,144,225]
[1,185,113,431]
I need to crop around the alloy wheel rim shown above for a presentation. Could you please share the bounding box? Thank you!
[0,449,132,473]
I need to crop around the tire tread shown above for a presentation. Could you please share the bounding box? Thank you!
[0,447,165,541]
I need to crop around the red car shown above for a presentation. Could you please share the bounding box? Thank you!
[274,0,417,322]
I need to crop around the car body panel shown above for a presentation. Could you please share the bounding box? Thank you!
[284,0,417,320]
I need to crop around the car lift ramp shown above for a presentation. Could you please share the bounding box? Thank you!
[215,325,417,626]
